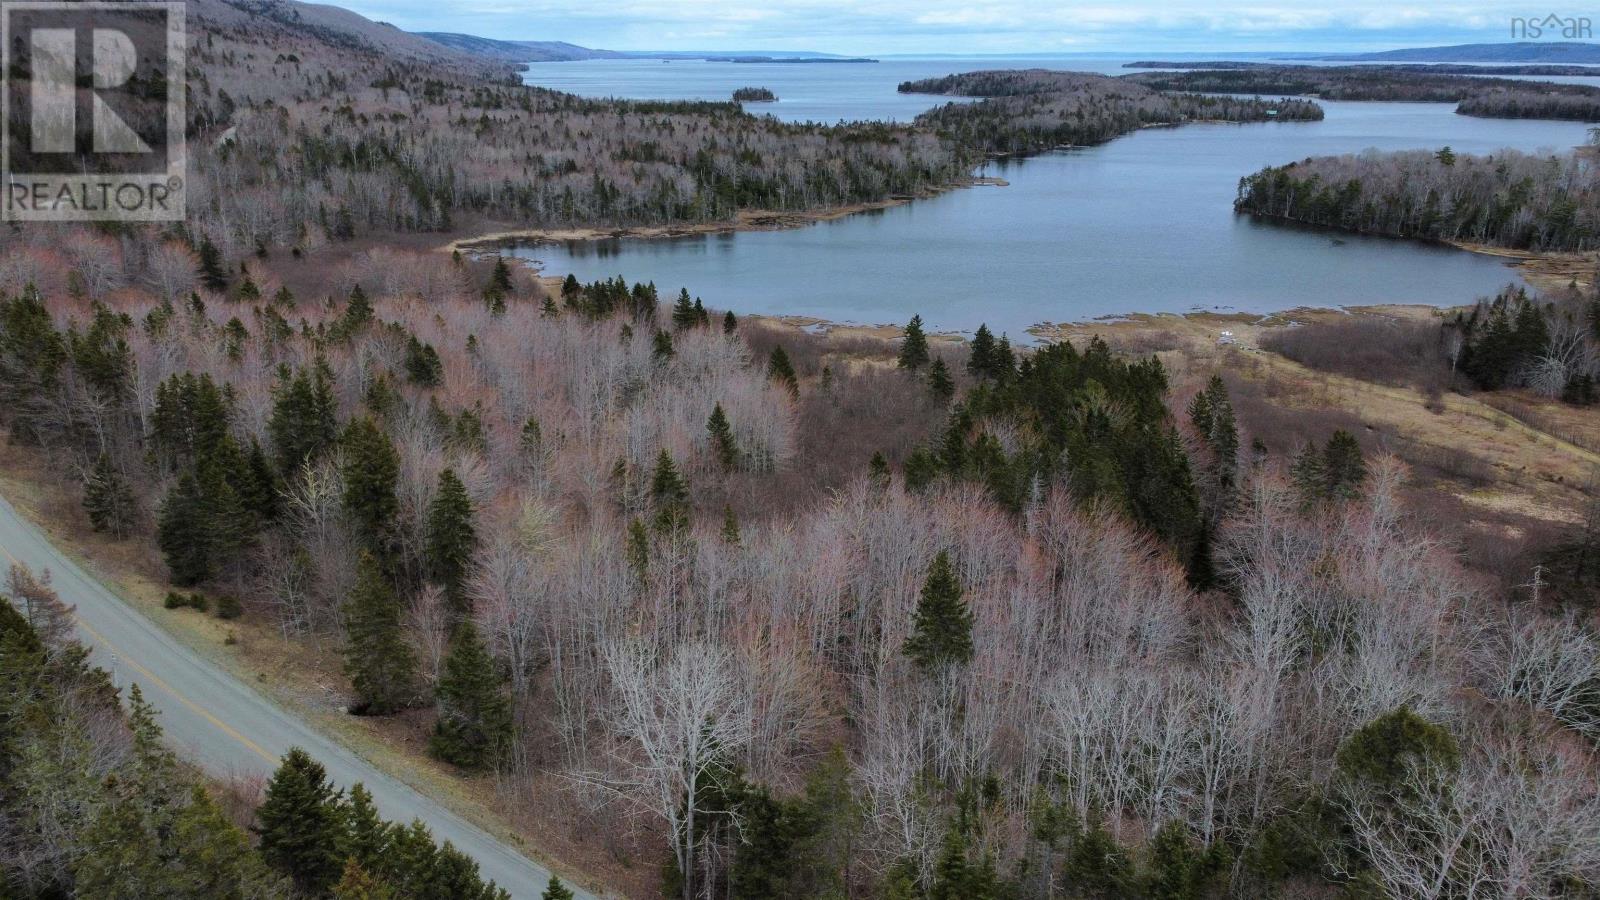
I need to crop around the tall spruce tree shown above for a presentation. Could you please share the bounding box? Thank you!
[157,471,215,585]
[767,346,798,396]
[341,417,400,559]
[254,747,346,896]
[903,551,974,672]
[928,358,955,402]
[898,315,931,370]
[653,329,675,362]
[1290,442,1328,508]
[707,403,739,470]
[1323,430,1368,500]
[650,450,690,534]
[429,622,513,771]
[542,875,576,900]
[83,452,136,538]
[672,288,699,329]
[196,238,230,292]
[425,469,477,617]
[405,337,444,387]
[342,552,416,715]
[967,325,997,379]
[268,359,338,476]
[723,310,738,334]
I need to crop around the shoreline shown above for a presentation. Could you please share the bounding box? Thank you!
[1445,240,1593,294]
[442,175,1008,254]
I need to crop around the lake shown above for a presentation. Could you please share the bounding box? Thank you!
[513,58,1598,337]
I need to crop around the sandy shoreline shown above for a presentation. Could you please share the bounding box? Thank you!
[1445,241,1593,294]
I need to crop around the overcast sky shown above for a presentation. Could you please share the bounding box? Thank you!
[347,0,1572,54]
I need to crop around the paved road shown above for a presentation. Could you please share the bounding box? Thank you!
[0,493,587,900]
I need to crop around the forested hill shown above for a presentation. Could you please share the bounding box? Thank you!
[172,0,968,261]
[1124,65,1600,121]
[900,70,1322,156]
[1234,148,1600,252]
[1315,41,1600,63]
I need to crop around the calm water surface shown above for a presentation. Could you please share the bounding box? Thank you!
[515,59,1598,337]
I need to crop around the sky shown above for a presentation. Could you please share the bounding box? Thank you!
[345,0,1591,55]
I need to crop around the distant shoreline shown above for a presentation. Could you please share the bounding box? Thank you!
[442,176,1009,254]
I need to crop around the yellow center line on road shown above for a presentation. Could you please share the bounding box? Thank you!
[0,539,277,765]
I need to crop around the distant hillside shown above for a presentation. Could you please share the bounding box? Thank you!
[412,31,857,63]
[209,0,491,66]
[1315,42,1600,63]
[414,32,623,61]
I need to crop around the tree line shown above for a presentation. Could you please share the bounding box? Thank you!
[1235,147,1600,252]
[1125,64,1600,121]
[900,70,1322,157]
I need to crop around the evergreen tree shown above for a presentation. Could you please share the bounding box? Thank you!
[1336,706,1460,791]
[157,471,215,585]
[707,403,739,470]
[334,285,374,340]
[652,329,675,362]
[341,417,400,559]
[903,551,974,672]
[240,439,281,523]
[626,518,650,583]
[1323,429,1367,500]
[342,552,416,715]
[721,505,741,546]
[343,782,393,872]
[269,359,338,476]
[405,337,444,387]
[767,346,798,396]
[1143,821,1228,900]
[425,469,477,617]
[429,622,513,771]
[672,288,698,329]
[542,875,576,900]
[1289,441,1327,508]
[897,314,930,370]
[0,287,67,445]
[197,238,230,292]
[928,358,955,401]
[992,335,1016,382]
[255,747,346,896]
[83,452,136,538]
[967,325,996,379]
[650,450,690,534]
[488,257,514,297]
[723,310,738,334]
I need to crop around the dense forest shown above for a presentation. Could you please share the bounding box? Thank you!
[159,0,969,262]
[899,70,1322,156]
[3,217,1600,898]
[0,564,524,900]
[1123,65,1600,121]
[1126,61,1600,76]
[1234,147,1600,252]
